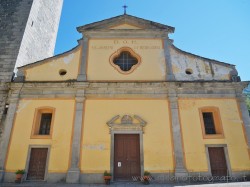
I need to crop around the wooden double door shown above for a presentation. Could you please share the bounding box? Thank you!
[114,134,141,180]
[208,147,228,176]
[27,148,48,180]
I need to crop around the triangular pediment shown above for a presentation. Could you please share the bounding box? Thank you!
[109,23,142,30]
[77,14,174,33]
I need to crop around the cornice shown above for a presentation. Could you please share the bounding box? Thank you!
[77,14,175,33]
[18,45,81,71]
[7,81,246,99]
[0,82,9,90]
[83,30,169,39]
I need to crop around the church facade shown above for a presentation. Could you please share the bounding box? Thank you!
[1,14,249,184]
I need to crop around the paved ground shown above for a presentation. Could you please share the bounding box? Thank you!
[1,182,250,187]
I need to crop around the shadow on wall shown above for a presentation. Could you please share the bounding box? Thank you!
[0,115,6,140]
[243,84,250,116]
[0,103,8,139]
[246,96,250,115]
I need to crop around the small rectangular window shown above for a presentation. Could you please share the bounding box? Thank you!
[202,112,216,134]
[31,107,55,139]
[199,107,224,139]
[39,113,52,135]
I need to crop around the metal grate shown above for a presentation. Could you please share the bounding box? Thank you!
[114,51,138,71]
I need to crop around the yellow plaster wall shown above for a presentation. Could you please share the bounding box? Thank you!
[81,99,173,173]
[110,24,142,29]
[87,39,166,81]
[178,99,250,172]
[24,47,81,81]
[6,99,75,173]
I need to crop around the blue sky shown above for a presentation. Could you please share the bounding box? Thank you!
[55,0,250,81]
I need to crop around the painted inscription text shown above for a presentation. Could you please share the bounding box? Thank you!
[91,40,161,50]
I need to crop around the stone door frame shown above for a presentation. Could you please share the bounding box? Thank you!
[25,145,51,181]
[110,130,144,181]
[106,114,147,181]
[205,144,232,177]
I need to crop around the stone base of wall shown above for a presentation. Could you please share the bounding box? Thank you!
[2,171,250,184]
[61,170,250,183]
[2,172,15,183]
[231,171,250,181]
[3,172,66,183]
[80,173,103,184]
[47,173,66,183]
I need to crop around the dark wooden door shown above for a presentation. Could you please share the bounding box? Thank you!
[27,148,48,180]
[114,134,140,180]
[208,147,228,176]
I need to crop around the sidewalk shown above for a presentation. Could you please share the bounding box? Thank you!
[1,181,250,187]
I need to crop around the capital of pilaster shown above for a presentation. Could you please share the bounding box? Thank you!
[75,96,85,103]
[82,34,90,41]
[237,95,247,103]
[168,95,178,102]
[76,89,85,96]
[8,97,19,104]
[163,37,172,43]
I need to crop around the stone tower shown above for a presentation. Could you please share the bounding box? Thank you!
[0,0,63,139]
[0,0,63,82]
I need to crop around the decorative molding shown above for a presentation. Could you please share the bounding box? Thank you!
[7,81,245,100]
[106,114,147,133]
[81,30,169,39]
